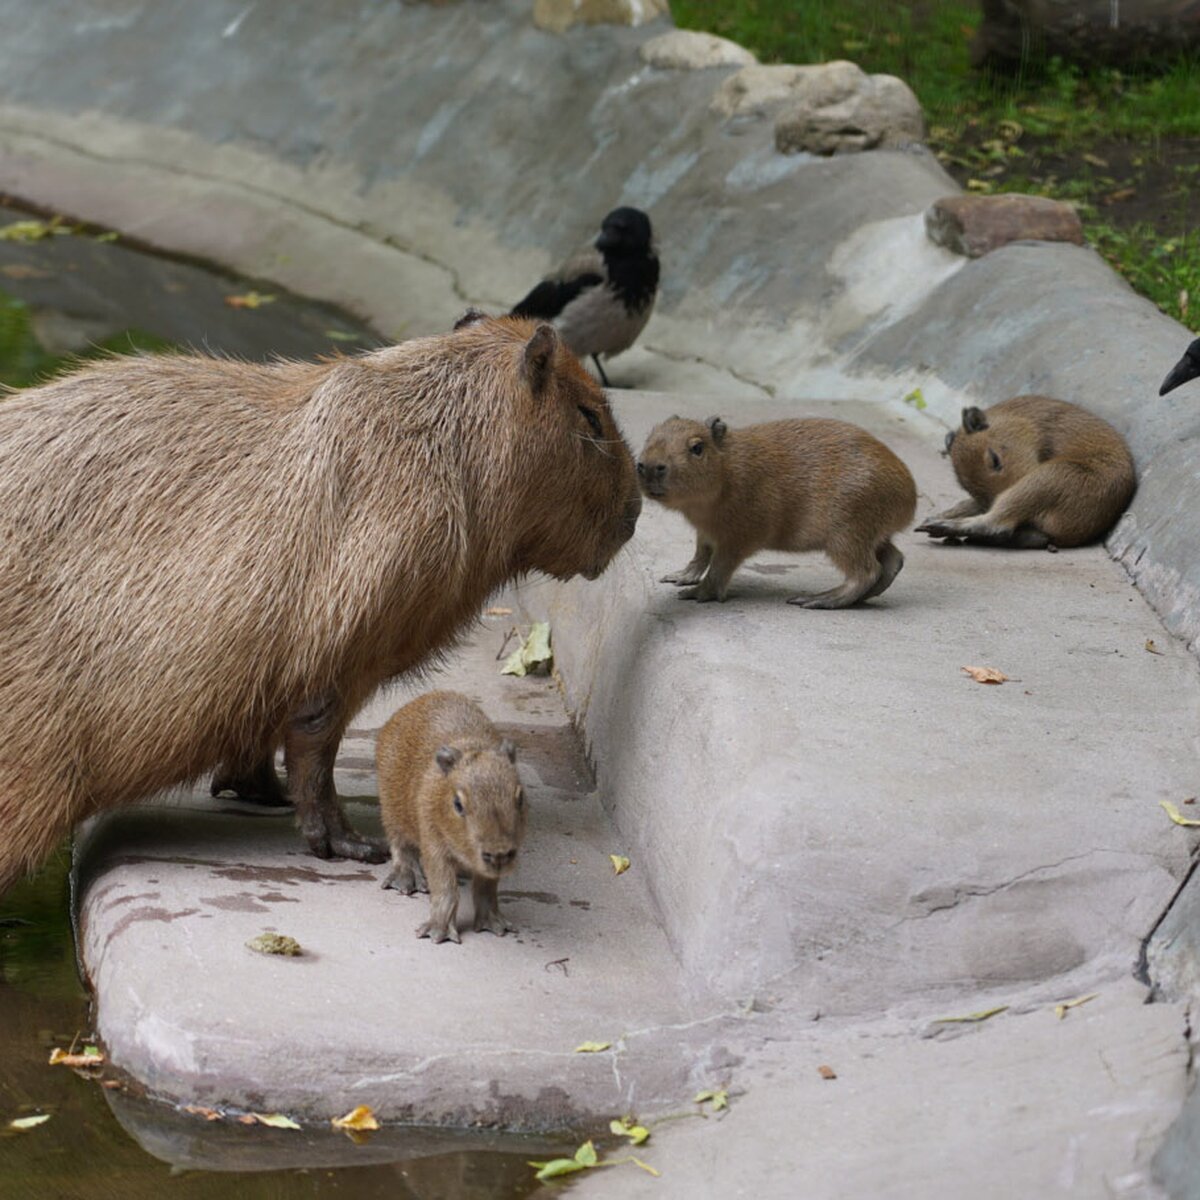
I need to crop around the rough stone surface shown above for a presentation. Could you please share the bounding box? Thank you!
[926,193,1086,257]
[639,28,756,69]
[774,69,927,154]
[533,0,669,33]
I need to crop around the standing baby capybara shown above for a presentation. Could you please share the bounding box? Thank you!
[377,691,525,945]
[916,396,1135,548]
[0,313,640,896]
[637,415,917,607]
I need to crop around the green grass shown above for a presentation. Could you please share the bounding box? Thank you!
[0,289,171,389]
[672,0,1200,330]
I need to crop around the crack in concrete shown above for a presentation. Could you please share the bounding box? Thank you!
[641,340,777,399]
[1137,853,1200,992]
[0,122,472,306]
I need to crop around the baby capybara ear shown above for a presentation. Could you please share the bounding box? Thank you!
[962,406,989,434]
[706,416,728,446]
[453,308,489,330]
[435,746,461,774]
[523,324,559,392]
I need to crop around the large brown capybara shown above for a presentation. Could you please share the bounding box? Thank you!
[0,313,640,896]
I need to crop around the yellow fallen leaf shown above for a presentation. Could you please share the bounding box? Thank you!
[1054,993,1098,1020]
[574,1041,612,1053]
[48,1047,104,1068]
[500,621,552,677]
[0,218,69,242]
[331,1105,379,1132]
[694,1088,729,1111]
[8,1114,50,1131]
[610,855,630,876]
[933,1005,1008,1024]
[1145,639,1164,655]
[1161,800,1200,828]
[183,1105,223,1121]
[610,1116,650,1145]
[236,1114,257,1125]
[961,666,1007,684]
[251,1112,301,1129]
[225,291,276,310]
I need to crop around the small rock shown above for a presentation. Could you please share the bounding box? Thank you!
[246,932,303,957]
[640,29,756,70]
[532,0,669,34]
[711,61,925,155]
[925,194,1085,258]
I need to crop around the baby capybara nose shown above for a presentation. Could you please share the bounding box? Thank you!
[483,848,517,870]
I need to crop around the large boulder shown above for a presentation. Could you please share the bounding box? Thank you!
[925,193,1085,258]
[640,28,756,69]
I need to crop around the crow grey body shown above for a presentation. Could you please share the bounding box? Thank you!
[511,207,659,386]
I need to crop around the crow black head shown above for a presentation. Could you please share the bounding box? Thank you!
[595,207,653,257]
[1160,337,1200,396]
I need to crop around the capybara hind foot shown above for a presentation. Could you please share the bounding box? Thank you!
[210,754,291,807]
[327,832,390,864]
[787,573,878,609]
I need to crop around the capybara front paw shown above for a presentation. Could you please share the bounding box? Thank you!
[382,868,418,894]
[661,568,704,586]
[915,518,967,539]
[417,919,461,944]
[329,833,390,864]
[680,583,721,603]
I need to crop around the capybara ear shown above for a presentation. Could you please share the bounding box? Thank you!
[499,738,517,764]
[435,746,461,774]
[707,416,728,446]
[943,429,956,455]
[962,406,989,433]
[453,308,488,330]
[523,324,559,391]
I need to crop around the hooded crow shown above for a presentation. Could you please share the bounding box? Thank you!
[1160,338,1200,396]
[511,206,658,387]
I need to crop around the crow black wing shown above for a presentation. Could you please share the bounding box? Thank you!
[511,271,604,321]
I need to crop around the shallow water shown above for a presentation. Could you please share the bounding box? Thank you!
[0,205,562,1199]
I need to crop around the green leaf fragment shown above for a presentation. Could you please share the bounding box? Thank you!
[610,1117,650,1145]
[902,387,927,410]
[252,1112,301,1129]
[575,1139,599,1167]
[94,231,119,243]
[0,219,70,242]
[500,621,552,677]
[574,1041,612,1053]
[694,1088,729,1111]
[933,1005,1008,1024]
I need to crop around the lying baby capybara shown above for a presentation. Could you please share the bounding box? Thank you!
[0,313,640,895]
[637,415,917,607]
[916,396,1135,548]
[377,691,525,945]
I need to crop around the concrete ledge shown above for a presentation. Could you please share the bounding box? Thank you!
[527,392,1200,1008]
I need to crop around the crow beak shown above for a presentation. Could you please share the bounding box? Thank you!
[1160,351,1200,396]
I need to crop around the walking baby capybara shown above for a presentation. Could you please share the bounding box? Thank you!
[916,396,1135,548]
[637,415,917,607]
[0,314,640,895]
[377,691,525,945]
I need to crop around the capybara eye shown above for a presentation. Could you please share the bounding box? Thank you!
[689,441,704,457]
[988,449,1002,472]
[577,405,604,439]
[453,793,465,815]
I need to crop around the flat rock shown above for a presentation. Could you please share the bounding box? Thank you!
[639,29,756,70]
[925,193,1085,258]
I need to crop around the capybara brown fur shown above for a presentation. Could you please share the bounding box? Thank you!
[916,396,1135,548]
[376,690,525,944]
[636,416,917,607]
[0,314,640,896]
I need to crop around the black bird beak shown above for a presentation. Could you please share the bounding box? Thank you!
[1160,339,1200,396]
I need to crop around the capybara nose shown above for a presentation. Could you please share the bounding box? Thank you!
[483,848,517,870]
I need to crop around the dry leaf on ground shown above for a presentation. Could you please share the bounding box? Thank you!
[8,1114,51,1131]
[251,1112,301,1129]
[500,621,552,677]
[183,1105,223,1121]
[48,1047,104,1068]
[224,291,276,309]
[1161,801,1200,828]
[817,1064,837,1080]
[1145,639,1165,655]
[1054,993,1098,1020]
[694,1088,729,1111]
[609,855,630,876]
[933,1005,1008,1024]
[332,1105,379,1132]
[574,1041,612,1053]
[246,932,302,956]
[961,666,1007,684]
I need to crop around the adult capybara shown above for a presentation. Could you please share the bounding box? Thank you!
[0,314,640,895]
